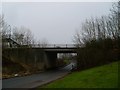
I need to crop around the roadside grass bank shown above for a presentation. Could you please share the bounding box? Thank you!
[39,61,119,88]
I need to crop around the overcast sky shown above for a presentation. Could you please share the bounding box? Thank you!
[2,2,113,44]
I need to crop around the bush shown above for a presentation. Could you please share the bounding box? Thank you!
[77,38,120,70]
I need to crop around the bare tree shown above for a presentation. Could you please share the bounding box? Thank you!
[109,2,120,39]
[40,38,48,47]
[36,39,42,47]
[73,1,120,46]
[23,28,34,46]
[12,26,34,46]
[0,15,12,48]
[73,2,120,69]
[12,27,25,45]
[0,15,11,39]
[73,30,83,47]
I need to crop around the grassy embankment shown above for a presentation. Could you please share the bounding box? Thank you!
[40,61,119,88]
[2,56,43,79]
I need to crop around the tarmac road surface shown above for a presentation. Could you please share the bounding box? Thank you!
[2,62,76,88]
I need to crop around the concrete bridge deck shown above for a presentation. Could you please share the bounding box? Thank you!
[30,44,78,53]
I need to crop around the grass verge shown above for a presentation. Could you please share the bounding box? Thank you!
[39,61,119,88]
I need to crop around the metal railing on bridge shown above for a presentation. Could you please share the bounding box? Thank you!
[31,44,77,48]
[2,37,79,48]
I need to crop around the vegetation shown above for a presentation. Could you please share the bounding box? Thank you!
[40,61,118,88]
[73,2,120,70]
[0,15,49,48]
[2,56,25,79]
[0,17,48,78]
[0,14,49,78]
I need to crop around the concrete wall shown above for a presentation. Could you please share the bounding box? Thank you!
[2,48,51,71]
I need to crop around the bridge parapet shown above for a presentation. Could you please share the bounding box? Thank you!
[32,44,77,48]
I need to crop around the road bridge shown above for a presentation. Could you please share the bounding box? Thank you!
[32,44,77,53]
[3,38,78,69]
[30,44,78,69]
